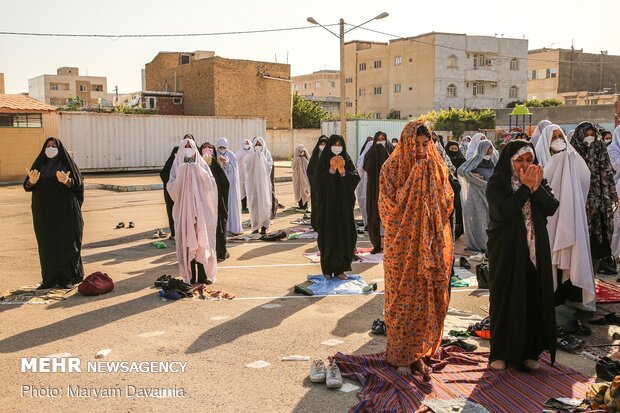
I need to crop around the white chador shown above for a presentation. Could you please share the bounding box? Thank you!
[535,124,595,310]
[216,137,243,235]
[244,137,273,232]
[236,139,252,203]
[356,141,373,227]
[167,138,218,283]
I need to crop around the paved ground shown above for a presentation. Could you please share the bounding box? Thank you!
[0,171,618,412]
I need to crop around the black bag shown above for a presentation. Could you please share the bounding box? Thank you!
[475,260,490,289]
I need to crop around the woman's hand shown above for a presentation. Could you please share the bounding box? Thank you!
[56,170,71,186]
[27,169,40,185]
[519,165,542,192]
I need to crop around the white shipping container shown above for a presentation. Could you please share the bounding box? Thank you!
[45,112,266,171]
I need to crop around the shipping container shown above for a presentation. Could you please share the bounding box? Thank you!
[44,112,266,171]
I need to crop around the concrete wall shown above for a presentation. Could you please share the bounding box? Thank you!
[265,129,321,160]
[496,104,617,132]
[292,71,340,98]
[0,127,45,181]
[559,50,620,94]
[0,73,4,94]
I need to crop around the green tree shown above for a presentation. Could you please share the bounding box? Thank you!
[423,108,496,138]
[321,111,372,121]
[386,109,402,119]
[523,98,563,107]
[292,93,326,129]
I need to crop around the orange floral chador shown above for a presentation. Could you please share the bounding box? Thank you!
[379,121,454,367]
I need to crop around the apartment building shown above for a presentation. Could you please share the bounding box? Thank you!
[28,67,108,107]
[144,51,291,128]
[344,32,528,119]
[292,70,340,113]
[528,48,620,105]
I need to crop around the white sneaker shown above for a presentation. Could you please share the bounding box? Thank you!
[326,362,343,389]
[309,360,326,383]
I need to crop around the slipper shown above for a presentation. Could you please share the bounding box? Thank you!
[557,335,584,353]
[371,319,386,335]
[591,312,620,326]
[294,284,314,296]
[450,276,469,288]
[362,282,378,293]
[556,319,592,337]
[128,222,135,229]
[115,222,125,229]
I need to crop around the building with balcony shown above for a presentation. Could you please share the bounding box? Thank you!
[28,67,108,107]
[292,70,340,114]
[343,32,528,119]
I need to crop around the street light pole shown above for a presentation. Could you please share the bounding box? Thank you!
[339,18,346,140]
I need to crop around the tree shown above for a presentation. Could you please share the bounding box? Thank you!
[292,93,326,129]
[321,111,372,121]
[423,108,496,138]
[523,99,563,107]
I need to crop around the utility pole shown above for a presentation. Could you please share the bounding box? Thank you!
[339,18,346,140]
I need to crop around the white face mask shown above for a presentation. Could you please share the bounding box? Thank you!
[45,147,59,159]
[243,144,251,150]
[319,144,326,151]
[255,146,264,152]
[184,148,195,158]
[483,155,492,161]
[550,139,567,153]
[584,136,595,145]
[218,148,226,155]
[331,146,343,155]
[378,141,386,146]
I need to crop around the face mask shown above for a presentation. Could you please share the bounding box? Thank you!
[45,147,58,159]
[331,146,343,155]
[184,148,195,158]
[218,148,226,155]
[483,155,492,161]
[243,144,251,150]
[255,146,264,152]
[550,140,566,152]
[201,147,213,157]
[378,141,386,146]
[319,144,326,151]
[584,136,595,145]
[605,139,612,145]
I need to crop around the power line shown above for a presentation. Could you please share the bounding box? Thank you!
[0,24,339,38]
[357,26,619,66]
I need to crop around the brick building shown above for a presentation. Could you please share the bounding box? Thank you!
[144,51,291,128]
[141,91,184,115]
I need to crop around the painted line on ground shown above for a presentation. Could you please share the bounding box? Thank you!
[219,261,382,269]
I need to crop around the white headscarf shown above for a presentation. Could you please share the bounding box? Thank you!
[216,137,243,235]
[607,125,620,184]
[530,120,552,148]
[166,138,219,283]
[356,141,374,227]
[236,138,253,200]
[292,144,311,205]
[536,124,594,310]
[244,137,273,231]
[465,133,486,160]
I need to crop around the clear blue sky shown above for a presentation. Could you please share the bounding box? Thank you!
[1,0,618,94]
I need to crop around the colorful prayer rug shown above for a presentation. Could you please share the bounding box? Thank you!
[595,279,620,304]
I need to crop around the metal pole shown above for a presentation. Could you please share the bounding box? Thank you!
[339,18,347,140]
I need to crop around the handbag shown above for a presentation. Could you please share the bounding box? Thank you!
[475,259,490,289]
[78,271,114,296]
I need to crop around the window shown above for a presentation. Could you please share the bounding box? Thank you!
[447,84,457,97]
[447,55,458,69]
[315,82,321,89]
[374,60,382,69]
[50,83,60,91]
[92,84,103,92]
[589,99,599,105]
[565,98,577,106]
[359,63,367,71]
[303,83,307,90]
[373,113,382,119]
[510,58,519,70]
[294,85,299,91]
[345,77,353,84]
[329,81,336,88]
[473,82,484,96]
[394,84,401,93]
[146,97,156,109]
[79,85,87,92]
[0,113,42,128]
[346,101,353,108]
[395,56,402,66]
[173,97,183,105]
[546,68,557,78]
[358,88,366,97]
[529,70,537,80]
[374,86,382,95]
[180,54,191,64]
[509,86,518,99]
[49,98,66,106]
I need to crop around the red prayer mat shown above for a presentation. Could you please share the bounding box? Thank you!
[332,347,594,413]
[595,279,620,304]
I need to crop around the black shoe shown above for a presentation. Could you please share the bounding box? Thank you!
[598,258,618,275]
[371,319,386,335]
[459,257,471,269]
[260,227,267,235]
[36,283,55,290]
[596,357,620,381]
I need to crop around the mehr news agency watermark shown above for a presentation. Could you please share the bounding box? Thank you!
[19,357,187,399]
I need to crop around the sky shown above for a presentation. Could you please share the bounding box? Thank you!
[1,0,619,94]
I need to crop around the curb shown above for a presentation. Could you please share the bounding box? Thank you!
[90,178,292,191]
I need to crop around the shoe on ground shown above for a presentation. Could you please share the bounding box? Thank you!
[459,256,471,269]
[152,229,162,239]
[36,283,55,290]
[309,360,326,383]
[157,229,166,238]
[326,361,343,389]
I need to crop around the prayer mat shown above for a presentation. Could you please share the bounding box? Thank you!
[291,218,312,226]
[283,207,311,214]
[331,347,595,413]
[595,279,620,304]
[296,274,374,296]
[0,285,72,304]
[227,233,263,242]
[287,227,318,240]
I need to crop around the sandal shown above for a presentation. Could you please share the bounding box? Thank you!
[557,335,585,353]
[154,274,172,288]
[362,282,378,293]
[371,319,386,335]
[591,312,620,326]
[115,222,125,229]
[294,284,314,296]
[556,319,592,337]
[128,222,135,229]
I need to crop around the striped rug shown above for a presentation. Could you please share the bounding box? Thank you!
[332,347,596,413]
